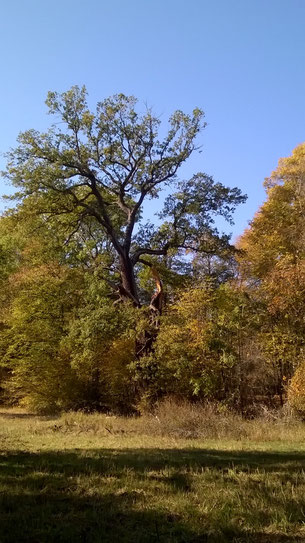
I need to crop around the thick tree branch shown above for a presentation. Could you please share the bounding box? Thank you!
[132,246,169,265]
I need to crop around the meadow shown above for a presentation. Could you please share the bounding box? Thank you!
[1,403,305,542]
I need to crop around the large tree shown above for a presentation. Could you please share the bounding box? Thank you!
[3,86,245,309]
[238,143,305,404]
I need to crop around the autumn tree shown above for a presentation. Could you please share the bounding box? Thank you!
[130,278,270,412]
[0,207,142,412]
[0,86,248,412]
[238,143,305,404]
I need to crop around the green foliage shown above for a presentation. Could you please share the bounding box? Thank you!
[66,292,139,413]
[2,89,305,416]
[0,86,248,413]
[132,281,262,410]
[1,248,85,412]
[0,205,147,413]
[3,85,245,307]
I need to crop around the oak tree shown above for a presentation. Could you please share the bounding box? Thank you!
[4,86,245,312]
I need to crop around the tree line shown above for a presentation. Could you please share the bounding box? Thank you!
[0,86,304,415]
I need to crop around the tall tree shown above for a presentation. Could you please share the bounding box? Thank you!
[3,86,245,310]
[238,143,305,402]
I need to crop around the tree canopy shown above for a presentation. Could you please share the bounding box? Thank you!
[4,86,245,308]
[2,88,305,416]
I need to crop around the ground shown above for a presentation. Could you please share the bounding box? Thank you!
[1,408,305,542]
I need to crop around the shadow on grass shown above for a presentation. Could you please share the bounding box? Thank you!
[1,447,305,542]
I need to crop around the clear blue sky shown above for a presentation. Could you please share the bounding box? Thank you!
[1,0,305,239]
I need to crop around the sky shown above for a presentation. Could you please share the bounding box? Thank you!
[1,0,305,240]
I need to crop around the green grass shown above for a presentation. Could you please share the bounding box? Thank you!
[1,408,305,542]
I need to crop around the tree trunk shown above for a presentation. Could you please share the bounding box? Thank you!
[119,256,164,359]
[135,265,164,359]
[119,254,140,306]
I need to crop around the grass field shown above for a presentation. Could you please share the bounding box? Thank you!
[1,406,305,542]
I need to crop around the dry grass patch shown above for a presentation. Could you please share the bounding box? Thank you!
[53,399,305,442]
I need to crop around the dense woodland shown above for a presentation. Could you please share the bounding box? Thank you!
[0,86,304,415]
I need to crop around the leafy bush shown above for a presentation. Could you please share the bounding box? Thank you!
[288,362,305,416]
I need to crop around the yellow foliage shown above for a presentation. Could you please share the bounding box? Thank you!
[288,362,305,416]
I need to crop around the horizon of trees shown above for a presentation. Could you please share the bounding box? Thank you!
[0,87,304,416]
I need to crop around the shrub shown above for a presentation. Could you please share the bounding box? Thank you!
[288,362,305,416]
